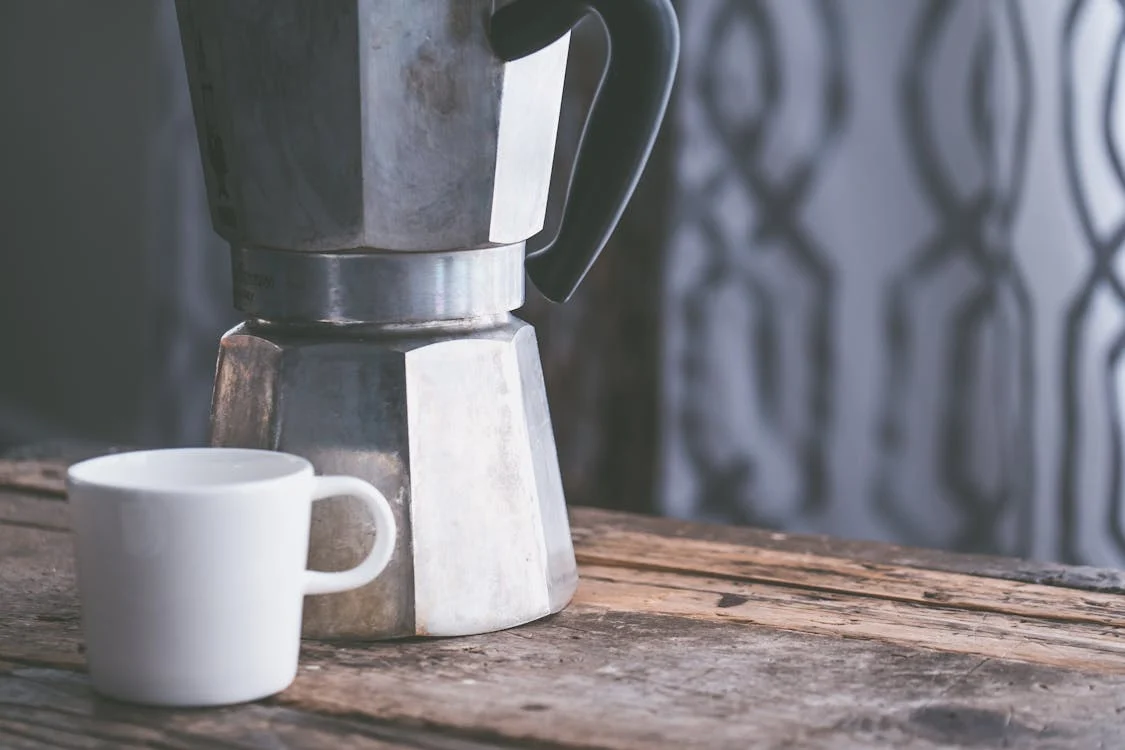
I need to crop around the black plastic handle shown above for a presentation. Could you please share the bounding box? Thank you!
[490,0,679,303]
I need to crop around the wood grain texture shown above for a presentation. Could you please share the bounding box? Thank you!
[5,628,1121,750]
[3,469,1125,747]
[0,668,509,750]
[576,528,1125,629]
[577,566,1125,674]
[573,506,1125,594]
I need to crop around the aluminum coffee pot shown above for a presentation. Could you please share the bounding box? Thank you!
[175,0,678,639]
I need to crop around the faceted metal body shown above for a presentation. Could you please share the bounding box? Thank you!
[209,315,578,639]
[176,0,569,253]
[176,0,583,639]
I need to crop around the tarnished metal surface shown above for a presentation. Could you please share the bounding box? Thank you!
[181,0,582,639]
[210,316,578,639]
[210,326,416,638]
[229,244,526,323]
[176,0,569,253]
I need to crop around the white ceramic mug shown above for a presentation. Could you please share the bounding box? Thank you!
[67,448,396,707]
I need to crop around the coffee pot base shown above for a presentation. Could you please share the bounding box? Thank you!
[210,314,578,639]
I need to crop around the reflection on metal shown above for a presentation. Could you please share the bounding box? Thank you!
[175,0,569,253]
[210,315,577,639]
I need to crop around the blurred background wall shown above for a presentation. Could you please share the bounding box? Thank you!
[657,0,1125,568]
[0,0,235,450]
[3,0,1125,567]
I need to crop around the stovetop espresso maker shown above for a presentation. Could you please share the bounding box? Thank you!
[174,0,678,639]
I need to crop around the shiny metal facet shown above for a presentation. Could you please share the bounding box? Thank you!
[176,0,570,253]
[209,315,578,639]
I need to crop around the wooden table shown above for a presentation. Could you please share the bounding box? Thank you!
[2,457,1125,749]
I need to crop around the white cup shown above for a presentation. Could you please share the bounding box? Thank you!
[67,448,396,707]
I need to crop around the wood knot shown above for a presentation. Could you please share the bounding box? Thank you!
[716,593,750,609]
[907,705,1050,745]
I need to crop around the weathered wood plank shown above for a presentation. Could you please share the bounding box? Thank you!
[577,566,1125,673]
[4,474,1125,747]
[574,507,1125,594]
[8,621,1117,750]
[0,524,82,671]
[0,667,511,749]
[575,528,1125,628]
[283,611,1125,750]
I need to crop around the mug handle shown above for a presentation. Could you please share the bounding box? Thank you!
[304,476,397,596]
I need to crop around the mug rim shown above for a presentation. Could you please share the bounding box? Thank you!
[67,448,313,495]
